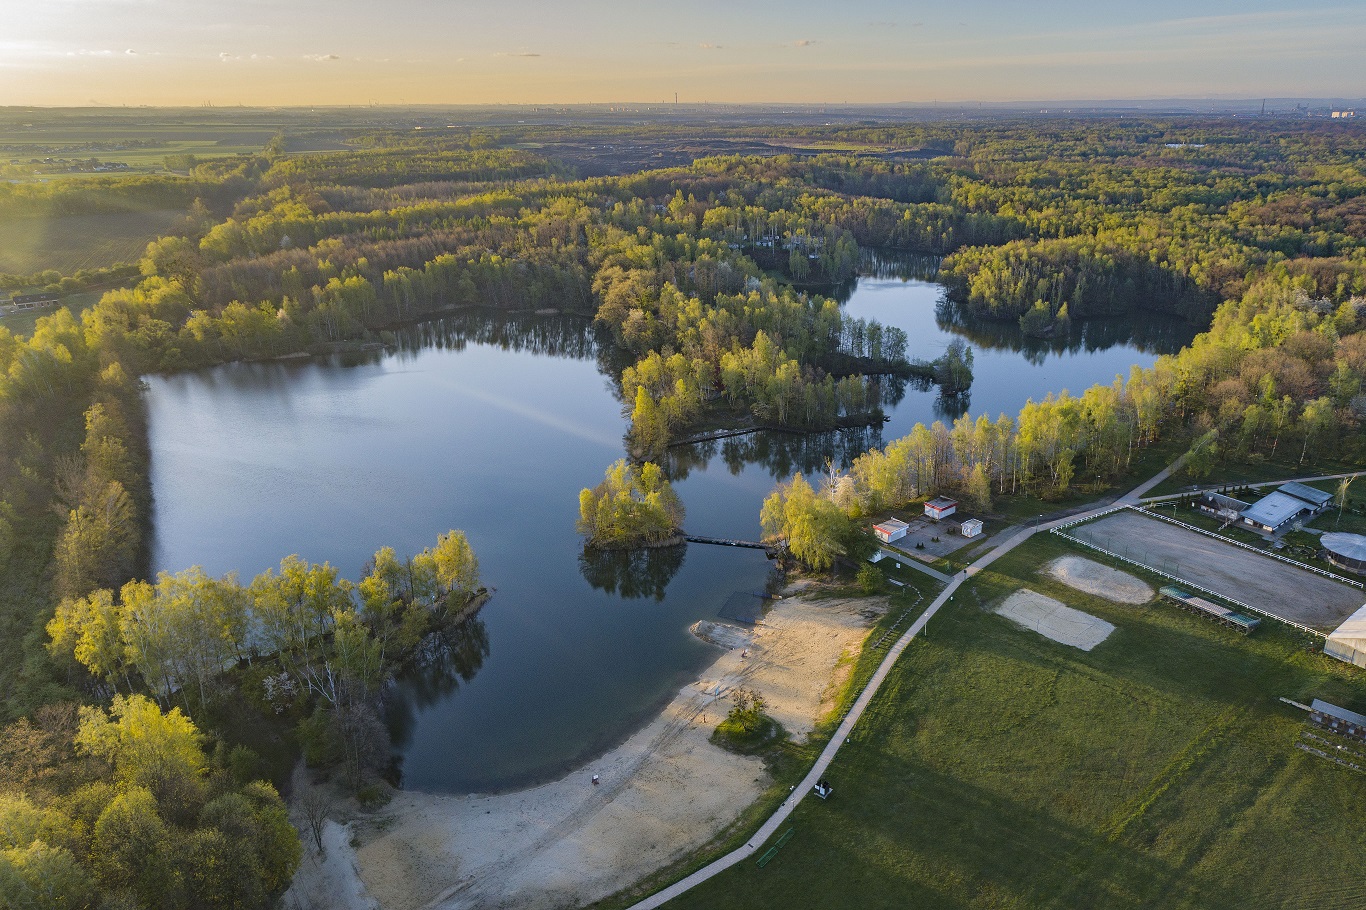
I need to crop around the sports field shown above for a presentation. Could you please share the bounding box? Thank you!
[1069,509,1365,632]
[659,534,1366,910]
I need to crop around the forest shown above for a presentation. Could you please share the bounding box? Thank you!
[2,114,1365,908]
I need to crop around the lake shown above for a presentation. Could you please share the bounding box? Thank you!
[146,280,1195,793]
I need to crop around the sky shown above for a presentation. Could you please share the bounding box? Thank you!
[2,0,1363,106]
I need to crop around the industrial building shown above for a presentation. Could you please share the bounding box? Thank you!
[1325,604,1366,668]
[1238,482,1334,534]
[1321,532,1366,574]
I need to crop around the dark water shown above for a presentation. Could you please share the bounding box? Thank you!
[146,281,1195,794]
[842,278,1197,439]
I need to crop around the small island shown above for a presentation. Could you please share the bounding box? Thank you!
[578,459,685,549]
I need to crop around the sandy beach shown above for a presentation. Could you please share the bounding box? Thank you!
[284,587,883,910]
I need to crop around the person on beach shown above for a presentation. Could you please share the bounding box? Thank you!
[592,774,600,786]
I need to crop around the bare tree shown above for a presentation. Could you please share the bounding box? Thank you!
[301,788,334,856]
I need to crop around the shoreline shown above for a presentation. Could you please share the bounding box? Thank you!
[285,586,885,910]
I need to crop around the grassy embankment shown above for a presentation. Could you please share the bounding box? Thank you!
[593,569,944,909]
[664,532,1366,910]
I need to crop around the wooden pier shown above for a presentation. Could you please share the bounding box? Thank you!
[684,534,777,555]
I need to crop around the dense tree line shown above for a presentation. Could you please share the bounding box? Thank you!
[764,275,1366,569]
[48,531,481,786]
[0,696,299,910]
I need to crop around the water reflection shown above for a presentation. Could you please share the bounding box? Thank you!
[578,544,687,601]
[664,422,889,481]
[388,309,603,361]
[933,297,1194,363]
[934,389,971,422]
[387,616,491,747]
[829,251,943,302]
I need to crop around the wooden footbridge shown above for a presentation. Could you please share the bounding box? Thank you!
[683,534,780,556]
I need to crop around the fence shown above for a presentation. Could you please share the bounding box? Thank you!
[1130,505,1365,590]
[1050,525,1327,639]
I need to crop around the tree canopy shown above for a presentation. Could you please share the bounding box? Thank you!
[578,460,685,549]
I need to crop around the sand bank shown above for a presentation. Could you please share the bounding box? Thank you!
[287,588,883,910]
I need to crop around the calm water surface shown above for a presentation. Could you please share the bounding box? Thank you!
[146,280,1195,793]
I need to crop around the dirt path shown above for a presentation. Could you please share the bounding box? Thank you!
[309,590,881,910]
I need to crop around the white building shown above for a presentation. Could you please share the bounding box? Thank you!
[873,518,909,543]
[924,497,957,521]
[1325,604,1366,669]
[960,518,983,538]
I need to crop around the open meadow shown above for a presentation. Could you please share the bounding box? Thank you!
[0,209,184,274]
[661,533,1366,910]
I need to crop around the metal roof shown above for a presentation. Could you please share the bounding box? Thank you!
[926,497,958,509]
[1322,532,1366,563]
[1240,491,1312,529]
[1328,603,1366,643]
[1311,698,1366,727]
[1279,481,1334,508]
[874,518,909,532]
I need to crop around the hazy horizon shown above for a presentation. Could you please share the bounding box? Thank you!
[5,1,1364,107]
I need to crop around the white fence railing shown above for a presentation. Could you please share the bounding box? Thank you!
[1130,505,1366,590]
[1050,525,1327,639]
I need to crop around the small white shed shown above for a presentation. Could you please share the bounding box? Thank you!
[924,497,958,521]
[960,518,983,538]
[873,518,909,543]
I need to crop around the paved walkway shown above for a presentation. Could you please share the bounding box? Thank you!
[1139,467,1365,504]
[624,467,1174,910]
[876,549,953,584]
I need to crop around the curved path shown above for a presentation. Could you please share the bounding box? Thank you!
[625,466,1174,910]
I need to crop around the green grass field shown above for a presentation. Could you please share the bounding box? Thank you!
[0,290,107,338]
[0,118,274,177]
[0,209,183,274]
[663,534,1366,910]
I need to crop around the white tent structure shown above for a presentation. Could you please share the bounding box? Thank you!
[1325,604,1366,668]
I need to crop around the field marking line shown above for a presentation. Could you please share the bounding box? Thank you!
[623,469,1170,909]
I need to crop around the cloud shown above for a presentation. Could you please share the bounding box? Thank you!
[495,51,541,57]
[699,42,723,50]
[303,53,340,62]
[125,49,137,55]
[793,39,816,47]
